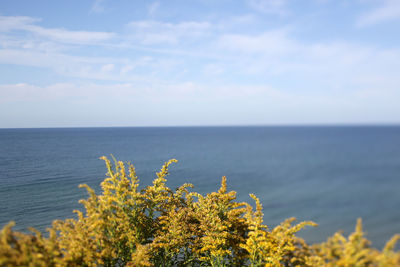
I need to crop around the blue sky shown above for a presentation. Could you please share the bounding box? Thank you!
[1,0,400,127]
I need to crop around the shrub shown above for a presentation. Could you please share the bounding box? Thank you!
[1,157,399,266]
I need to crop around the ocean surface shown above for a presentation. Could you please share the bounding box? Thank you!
[0,126,400,248]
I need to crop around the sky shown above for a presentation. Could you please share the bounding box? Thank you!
[0,0,400,128]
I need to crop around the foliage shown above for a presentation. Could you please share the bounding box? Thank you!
[312,219,400,266]
[1,157,399,266]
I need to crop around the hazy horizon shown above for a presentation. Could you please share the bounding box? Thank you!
[2,122,400,130]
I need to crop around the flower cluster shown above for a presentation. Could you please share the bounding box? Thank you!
[1,157,399,266]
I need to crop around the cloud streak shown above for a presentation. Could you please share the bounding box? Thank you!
[126,20,212,45]
[356,0,400,27]
[90,0,106,14]
[0,15,114,45]
[2,14,400,90]
[247,0,288,15]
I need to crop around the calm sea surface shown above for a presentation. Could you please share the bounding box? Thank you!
[0,126,399,248]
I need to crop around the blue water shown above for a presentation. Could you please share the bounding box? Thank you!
[1,126,400,248]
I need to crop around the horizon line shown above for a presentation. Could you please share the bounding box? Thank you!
[1,122,400,130]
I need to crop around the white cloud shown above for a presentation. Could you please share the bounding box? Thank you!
[247,0,288,15]
[101,63,115,73]
[356,0,400,27]
[127,20,211,45]
[0,82,140,103]
[0,15,114,45]
[0,16,39,32]
[2,12,399,91]
[0,34,67,53]
[90,0,106,14]
[148,2,160,16]
[217,28,296,56]
[27,26,114,44]
[212,25,400,94]
[203,64,225,75]
[120,65,134,75]
[119,57,155,75]
[0,49,166,82]
[22,26,113,45]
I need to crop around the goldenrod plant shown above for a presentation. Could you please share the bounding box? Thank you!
[1,157,399,266]
[312,219,400,266]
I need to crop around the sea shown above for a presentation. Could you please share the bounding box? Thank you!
[0,126,399,249]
